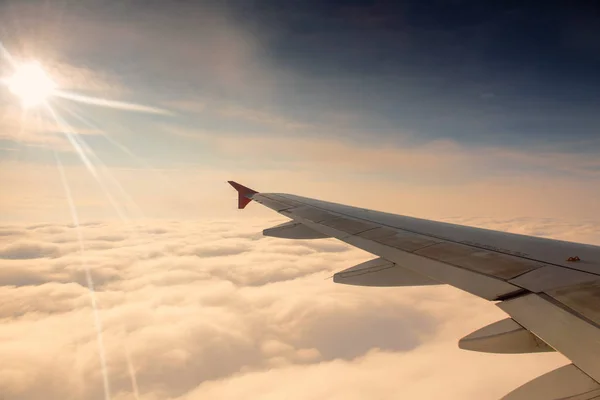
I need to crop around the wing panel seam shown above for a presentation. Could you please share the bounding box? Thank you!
[276,195,595,277]
[298,216,525,290]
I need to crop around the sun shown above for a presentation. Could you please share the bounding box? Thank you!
[5,61,56,108]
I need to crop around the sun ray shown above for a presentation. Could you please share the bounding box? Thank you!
[55,101,182,202]
[70,130,147,221]
[54,90,173,115]
[45,104,134,222]
[1,45,172,116]
[0,41,17,67]
[9,105,28,163]
[53,151,112,400]
[124,341,141,400]
[56,102,158,171]
[47,103,154,260]
[0,43,161,400]
[49,98,154,400]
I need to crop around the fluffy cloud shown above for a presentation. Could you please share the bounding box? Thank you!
[0,217,572,400]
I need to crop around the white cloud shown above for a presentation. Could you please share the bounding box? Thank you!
[0,217,571,400]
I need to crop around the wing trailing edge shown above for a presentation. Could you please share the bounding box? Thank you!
[502,364,600,400]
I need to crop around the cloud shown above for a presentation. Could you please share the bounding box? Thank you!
[177,346,560,400]
[165,99,314,133]
[300,241,352,253]
[94,235,127,242]
[0,217,573,400]
[213,103,314,132]
[184,243,252,258]
[170,126,600,181]
[0,227,26,236]
[0,241,62,259]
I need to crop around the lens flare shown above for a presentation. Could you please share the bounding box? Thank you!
[0,43,170,400]
[6,61,56,108]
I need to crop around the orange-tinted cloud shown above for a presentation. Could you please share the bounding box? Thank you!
[0,218,571,399]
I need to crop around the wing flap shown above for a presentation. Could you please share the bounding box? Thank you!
[501,364,600,400]
[509,266,599,293]
[499,293,600,383]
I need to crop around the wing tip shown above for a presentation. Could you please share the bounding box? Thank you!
[228,181,258,209]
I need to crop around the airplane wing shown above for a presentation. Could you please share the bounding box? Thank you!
[228,181,600,400]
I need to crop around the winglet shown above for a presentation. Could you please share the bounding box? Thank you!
[228,181,258,209]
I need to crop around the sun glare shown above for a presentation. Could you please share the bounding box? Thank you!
[6,61,56,108]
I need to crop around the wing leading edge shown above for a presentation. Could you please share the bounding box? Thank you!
[228,181,600,399]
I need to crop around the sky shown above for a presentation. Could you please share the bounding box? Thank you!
[1,0,600,223]
[0,1,599,399]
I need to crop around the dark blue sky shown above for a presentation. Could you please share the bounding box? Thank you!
[2,0,600,164]
[226,0,600,146]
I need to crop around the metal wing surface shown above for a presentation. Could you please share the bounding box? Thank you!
[228,181,600,399]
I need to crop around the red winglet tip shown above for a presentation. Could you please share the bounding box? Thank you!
[228,181,258,209]
[238,197,252,209]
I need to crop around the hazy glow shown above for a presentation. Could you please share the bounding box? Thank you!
[6,62,56,108]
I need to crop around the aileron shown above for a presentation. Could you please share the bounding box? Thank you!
[510,266,599,293]
[547,280,600,328]
[501,364,600,400]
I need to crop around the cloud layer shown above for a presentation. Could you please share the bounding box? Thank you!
[0,217,569,400]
